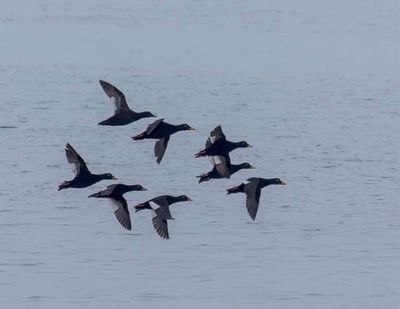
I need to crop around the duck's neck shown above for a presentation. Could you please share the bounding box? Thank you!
[166,195,183,205]
[226,141,243,151]
[230,163,247,174]
[174,124,188,133]
[259,178,276,188]
[121,185,138,194]
[136,111,154,118]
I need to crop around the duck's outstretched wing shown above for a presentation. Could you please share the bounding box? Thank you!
[154,136,170,164]
[109,197,132,230]
[210,125,226,142]
[99,80,131,113]
[151,213,169,239]
[244,179,261,220]
[146,118,164,134]
[214,153,231,178]
[149,199,174,239]
[100,80,130,114]
[65,143,90,176]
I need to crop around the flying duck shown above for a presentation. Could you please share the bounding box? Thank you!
[88,184,147,230]
[58,143,117,191]
[132,118,195,164]
[98,80,155,126]
[227,177,286,220]
[134,195,192,239]
[197,153,255,183]
[195,125,251,158]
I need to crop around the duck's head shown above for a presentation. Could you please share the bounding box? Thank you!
[141,111,156,118]
[178,124,195,131]
[237,141,252,148]
[102,173,118,180]
[270,178,286,185]
[239,162,255,170]
[129,184,147,191]
[176,195,193,202]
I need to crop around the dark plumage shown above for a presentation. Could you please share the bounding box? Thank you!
[195,125,252,158]
[134,195,192,239]
[227,177,286,220]
[132,118,195,164]
[98,80,155,126]
[88,184,147,230]
[58,143,117,191]
[197,153,255,183]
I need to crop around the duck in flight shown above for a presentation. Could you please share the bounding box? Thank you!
[195,125,252,158]
[197,152,255,183]
[227,177,286,220]
[132,118,195,164]
[134,195,192,239]
[88,184,147,230]
[98,80,155,126]
[58,143,117,191]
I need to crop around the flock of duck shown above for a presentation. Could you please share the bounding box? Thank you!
[58,80,286,239]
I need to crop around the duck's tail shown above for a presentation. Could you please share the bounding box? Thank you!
[58,181,70,191]
[134,202,147,212]
[132,132,146,140]
[226,183,244,194]
[195,149,206,158]
[196,173,210,183]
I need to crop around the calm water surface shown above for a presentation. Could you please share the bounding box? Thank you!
[0,1,399,308]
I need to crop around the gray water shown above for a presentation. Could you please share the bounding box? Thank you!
[0,1,399,308]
